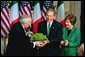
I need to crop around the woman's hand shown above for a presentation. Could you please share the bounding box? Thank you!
[60,40,65,46]
[64,40,69,46]
[60,40,69,46]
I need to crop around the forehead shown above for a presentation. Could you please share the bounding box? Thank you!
[46,11,54,15]
[47,11,54,13]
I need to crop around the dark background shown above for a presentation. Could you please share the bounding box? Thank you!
[80,1,84,43]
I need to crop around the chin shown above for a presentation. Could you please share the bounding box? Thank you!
[66,27,69,30]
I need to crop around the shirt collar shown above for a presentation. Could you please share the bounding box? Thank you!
[47,21,53,27]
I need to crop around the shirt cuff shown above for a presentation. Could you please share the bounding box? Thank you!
[33,42,35,48]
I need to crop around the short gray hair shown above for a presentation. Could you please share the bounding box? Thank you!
[20,15,32,24]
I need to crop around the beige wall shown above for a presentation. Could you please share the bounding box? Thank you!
[53,1,81,29]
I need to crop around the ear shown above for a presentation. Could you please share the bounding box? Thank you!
[54,15,57,20]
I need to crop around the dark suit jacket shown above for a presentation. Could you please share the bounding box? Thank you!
[5,22,35,56]
[38,20,62,56]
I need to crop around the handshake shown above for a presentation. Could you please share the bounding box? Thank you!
[33,40,49,48]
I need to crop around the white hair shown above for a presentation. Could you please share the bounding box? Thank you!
[20,16,31,24]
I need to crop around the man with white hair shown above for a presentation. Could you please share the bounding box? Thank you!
[5,15,43,56]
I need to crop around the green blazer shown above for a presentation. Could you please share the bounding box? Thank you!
[61,26,81,56]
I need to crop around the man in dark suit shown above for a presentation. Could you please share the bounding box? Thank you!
[5,15,43,56]
[38,8,62,56]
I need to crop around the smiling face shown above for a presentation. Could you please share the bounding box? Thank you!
[65,19,73,30]
[65,14,77,30]
[46,8,55,22]
[46,11,54,21]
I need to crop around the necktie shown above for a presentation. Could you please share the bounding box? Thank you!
[47,23,50,36]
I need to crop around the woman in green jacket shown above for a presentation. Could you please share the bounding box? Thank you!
[60,14,81,56]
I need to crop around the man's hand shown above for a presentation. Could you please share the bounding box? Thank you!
[40,40,49,47]
[33,40,49,48]
[33,41,44,48]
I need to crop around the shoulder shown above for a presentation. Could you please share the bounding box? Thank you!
[54,20,62,25]
[53,20,62,28]
[73,26,81,34]
[39,20,46,25]
[10,22,22,31]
